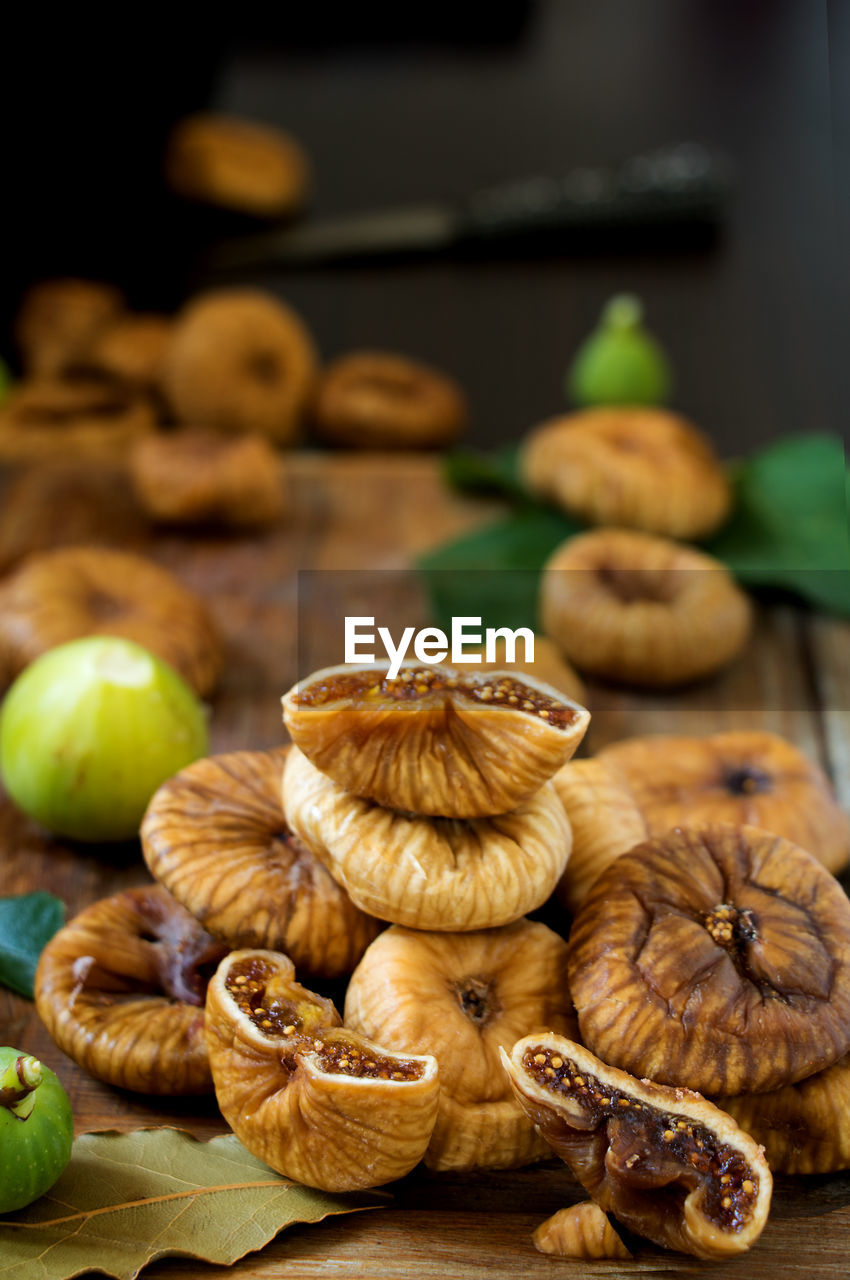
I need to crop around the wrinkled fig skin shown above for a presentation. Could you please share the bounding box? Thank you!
[568,824,850,1095]
[502,1033,773,1261]
[205,950,439,1191]
[35,887,224,1094]
[141,747,381,978]
[599,730,850,876]
[344,920,579,1172]
[719,1053,850,1174]
[282,661,589,819]
[283,747,572,931]
[552,758,649,913]
[533,1202,632,1260]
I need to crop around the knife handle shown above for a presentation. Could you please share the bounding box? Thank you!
[455,143,731,246]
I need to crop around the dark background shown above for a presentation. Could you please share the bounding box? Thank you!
[1,1,845,453]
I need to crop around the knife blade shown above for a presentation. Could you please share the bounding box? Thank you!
[201,142,731,274]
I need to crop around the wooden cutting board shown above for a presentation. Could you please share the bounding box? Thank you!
[1,453,848,1279]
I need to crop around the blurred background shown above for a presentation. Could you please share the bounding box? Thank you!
[1,0,844,453]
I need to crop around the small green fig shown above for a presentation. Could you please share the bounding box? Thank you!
[0,636,209,842]
[0,1047,73,1213]
[566,294,672,407]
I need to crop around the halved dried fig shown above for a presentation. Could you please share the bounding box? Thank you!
[344,919,578,1171]
[282,662,589,818]
[718,1054,850,1174]
[599,731,850,875]
[568,824,850,1095]
[551,758,648,914]
[540,528,752,686]
[129,429,285,529]
[284,747,572,931]
[0,545,223,697]
[206,949,439,1190]
[502,1033,772,1260]
[520,407,732,540]
[141,747,381,978]
[533,1203,632,1260]
[34,886,225,1094]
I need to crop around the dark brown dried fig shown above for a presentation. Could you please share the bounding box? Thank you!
[206,949,439,1190]
[34,886,225,1094]
[568,824,850,1095]
[283,747,572,931]
[502,1034,772,1260]
[600,730,850,875]
[282,662,589,818]
[141,747,381,978]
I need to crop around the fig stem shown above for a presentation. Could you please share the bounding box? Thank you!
[0,1054,43,1116]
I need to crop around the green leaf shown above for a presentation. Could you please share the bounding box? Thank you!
[423,432,850,626]
[443,445,527,501]
[0,1128,383,1280]
[0,893,65,1000]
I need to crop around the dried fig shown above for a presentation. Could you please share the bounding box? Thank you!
[0,545,223,697]
[205,949,439,1190]
[551,758,648,914]
[540,528,752,686]
[600,730,850,875]
[34,886,225,1094]
[15,278,124,378]
[568,823,850,1095]
[0,378,156,463]
[344,919,578,1172]
[141,747,381,979]
[312,351,468,450]
[165,113,311,218]
[283,747,572,931]
[502,1033,772,1260]
[533,1203,632,1260]
[520,406,731,540]
[161,288,318,446]
[718,1054,850,1174]
[71,313,173,396]
[282,662,589,818]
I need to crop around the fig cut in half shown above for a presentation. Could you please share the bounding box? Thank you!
[502,1033,772,1261]
[205,949,439,1191]
[282,662,589,818]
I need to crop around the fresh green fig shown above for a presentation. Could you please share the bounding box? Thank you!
[0,636,209,842]
[566,293,672,407]
[0,1047,73,1213]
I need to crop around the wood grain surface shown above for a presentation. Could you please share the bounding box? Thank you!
[0,453,848,1279]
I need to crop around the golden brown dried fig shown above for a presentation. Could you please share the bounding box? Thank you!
[533,1203,632,1260]
[161,289,318,446]
[206,949,439,1190]
[718,1054,850,1175]
[344,919,578,1172]
[165,113,311,218]
[284,747,572,930]
[568,823,850,1095]
[502,1033,772,1260]
[600,730,850,875]
[312,350,468,450]
[282,662,589,818]
[141,747,381,978]
[72,313,173,396]
[521,406,732,540]
[15,278,124,377]
[130,429,285,529]
[540,528,752,686]
[551,758,648,914]
[0,545,222,697]
[34,886,224,1094]
[0,379,156,463]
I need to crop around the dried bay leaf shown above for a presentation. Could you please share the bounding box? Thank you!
[0,1128,383,1280]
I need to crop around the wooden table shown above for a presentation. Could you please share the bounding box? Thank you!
[1,454,848,1278]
